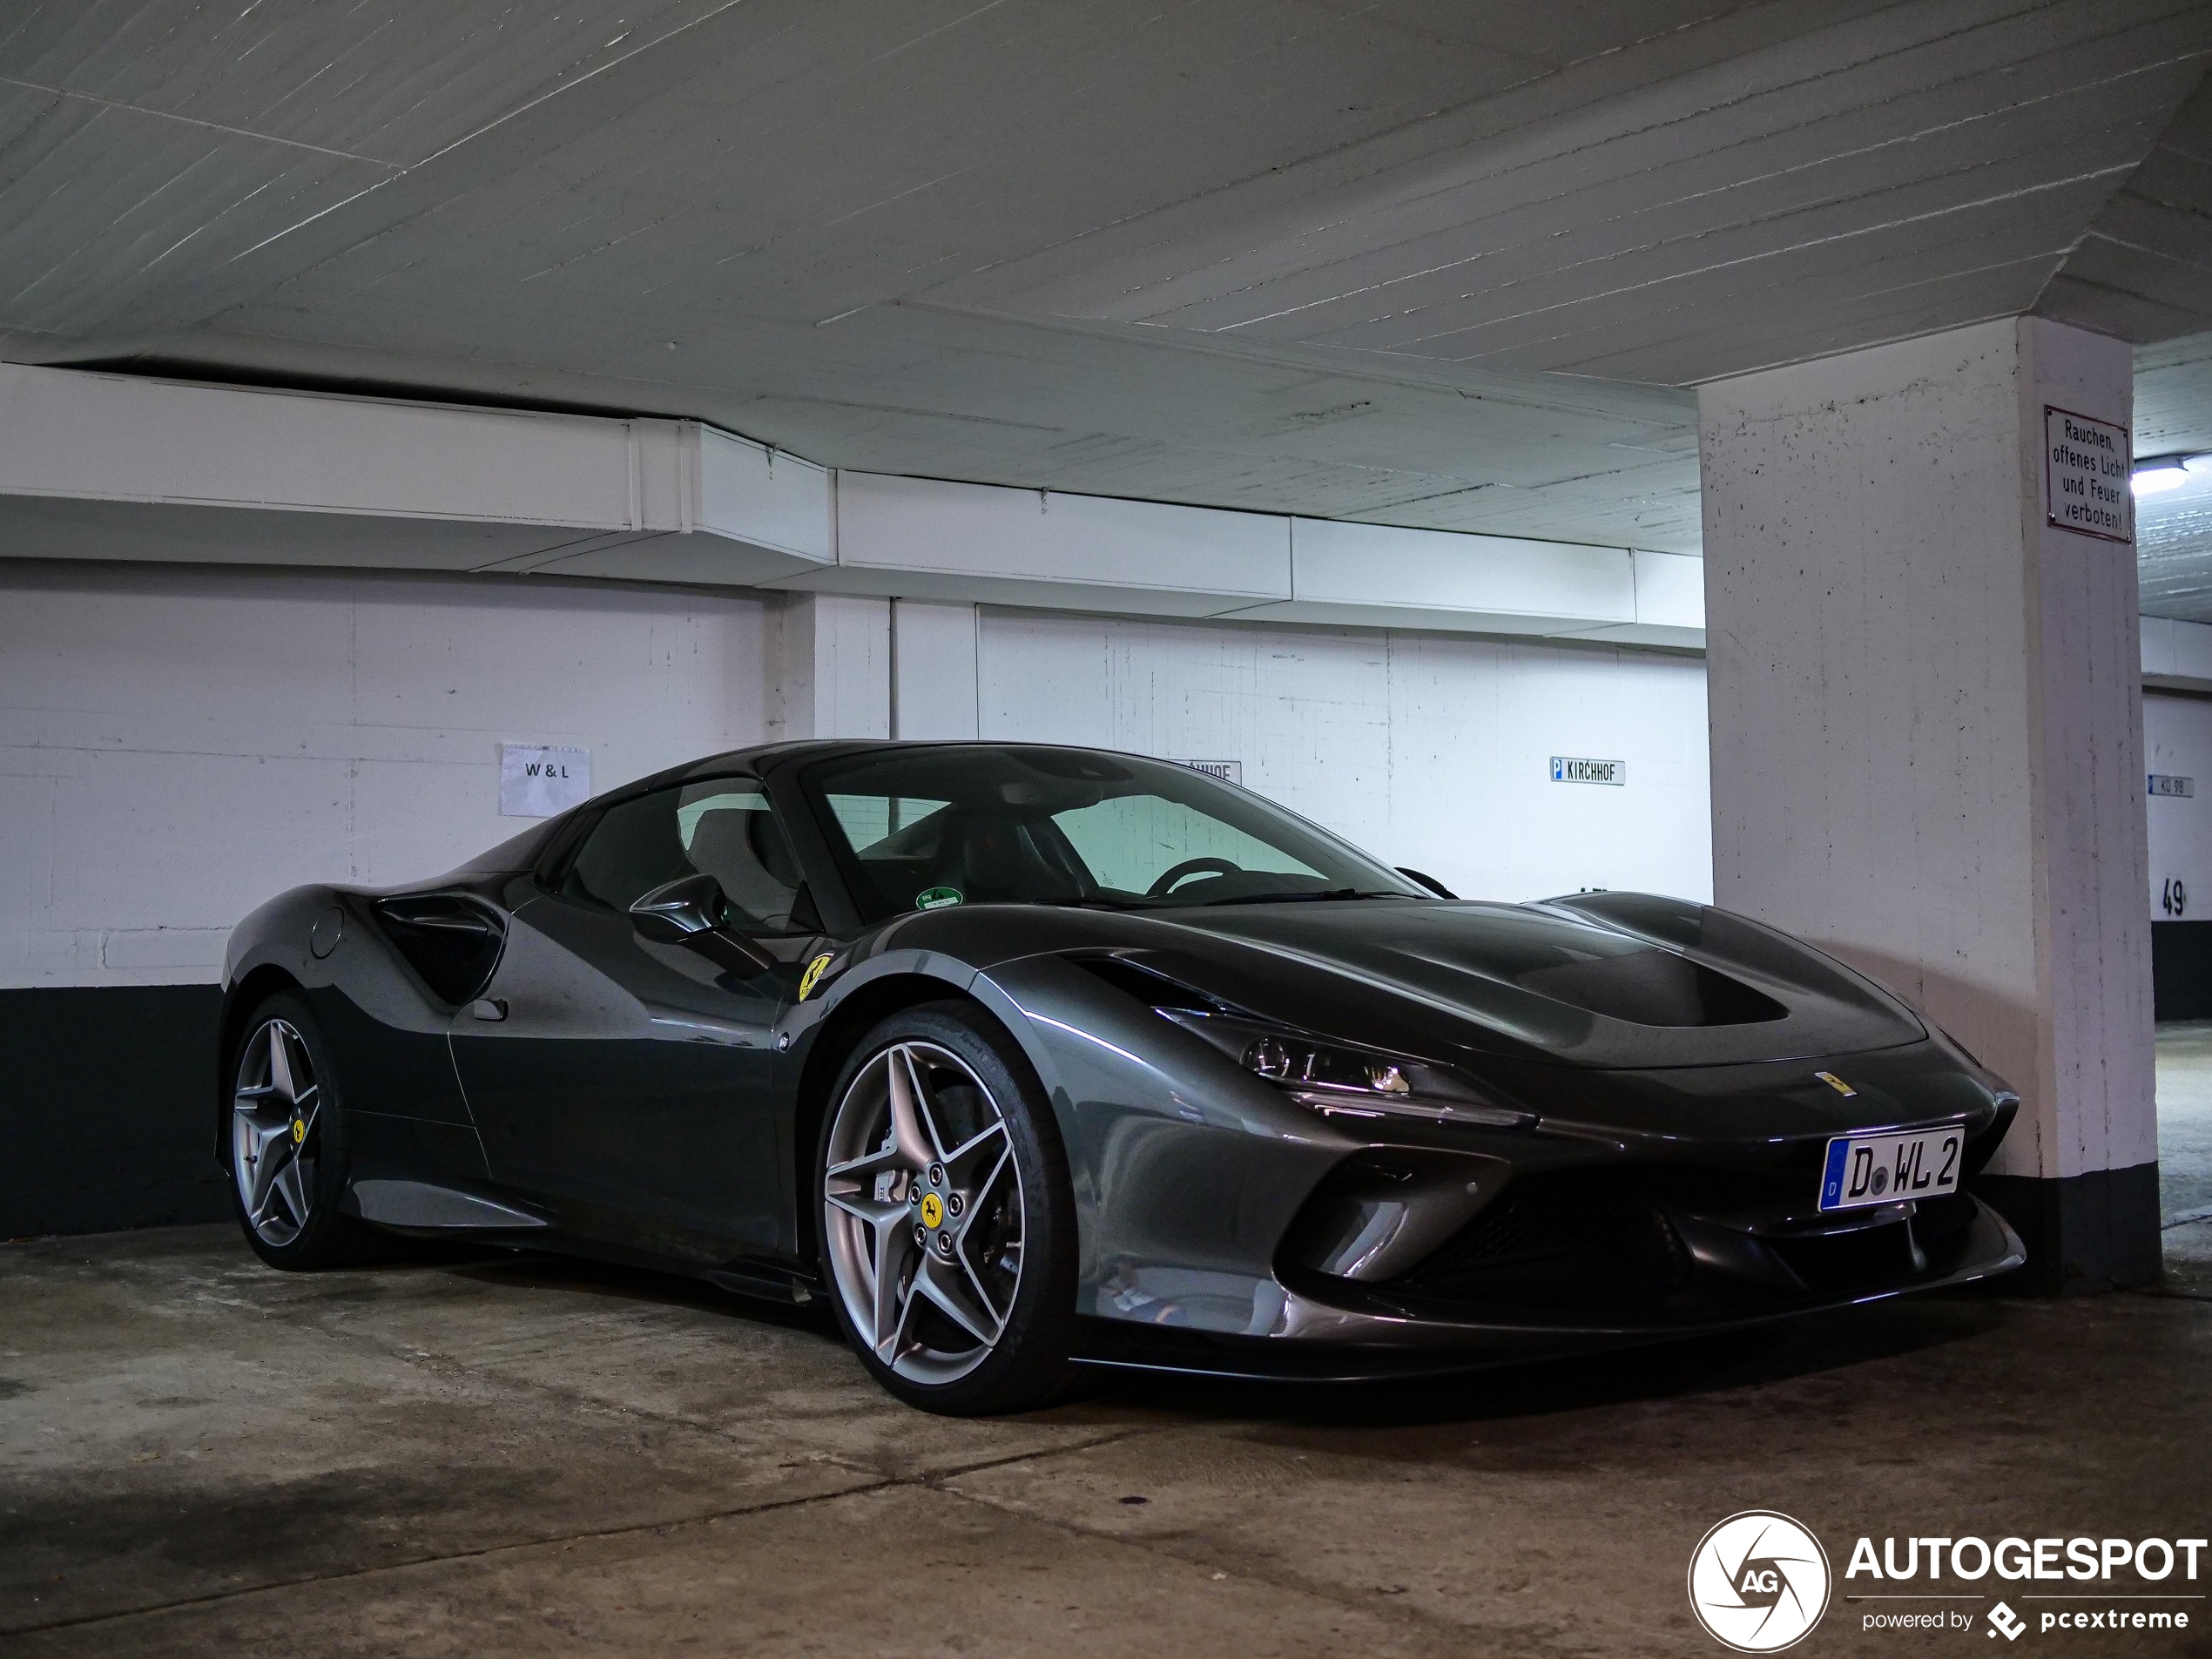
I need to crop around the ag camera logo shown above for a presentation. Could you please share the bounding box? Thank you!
[1689,1511,1832,1652]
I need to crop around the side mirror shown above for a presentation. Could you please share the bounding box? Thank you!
[630,874,777,974]
[631,873,726,938]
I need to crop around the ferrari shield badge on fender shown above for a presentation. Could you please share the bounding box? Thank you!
[798,953,834,1001]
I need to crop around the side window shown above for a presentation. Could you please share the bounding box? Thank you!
[677,784,813,933]
[562,791,691,913]
[560,780,817,934]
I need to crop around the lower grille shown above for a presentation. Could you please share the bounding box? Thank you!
[1909,1190,1979,1242]
[1765,1222,1919,1294]
[1388,1170,1694,1311]
[1379,1161,1966,1311]
[1763,1190,1975,1294]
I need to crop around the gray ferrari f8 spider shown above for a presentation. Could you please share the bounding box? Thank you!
[219,741,2023,1413]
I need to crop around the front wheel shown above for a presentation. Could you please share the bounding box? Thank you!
[818,1001,1079,1414]
[227,993,376,1270]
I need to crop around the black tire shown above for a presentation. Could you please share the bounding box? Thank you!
[226,992,383,1271]
[816,1001,1080,1415]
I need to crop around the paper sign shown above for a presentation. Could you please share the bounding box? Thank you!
[2044,406,2133,543]
[501,744,591,817]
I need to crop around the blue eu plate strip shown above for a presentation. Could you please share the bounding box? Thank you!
[1820,1137,1850,1208]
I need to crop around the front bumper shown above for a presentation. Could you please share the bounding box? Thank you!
[1071,1194,2023,1382]
[1000,947,2026,1379]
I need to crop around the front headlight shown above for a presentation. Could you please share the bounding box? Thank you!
[1067,953,1536,1130]
[1165,1011,1534,1130]
[1246,1032,1414,1094]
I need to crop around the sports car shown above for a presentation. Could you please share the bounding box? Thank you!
[219,739,2025,1413]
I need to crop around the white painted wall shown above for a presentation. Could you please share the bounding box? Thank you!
[892,601,981,741]
[0,562,766,988]
[765,593,891,742]
[0,562,1705,993]
[2145,692,2212,921]
[974,610,1712,906]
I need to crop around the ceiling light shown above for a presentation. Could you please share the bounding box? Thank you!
[2134,458,2192,496]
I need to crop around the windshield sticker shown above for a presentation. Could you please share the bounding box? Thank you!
[915,887,963,911]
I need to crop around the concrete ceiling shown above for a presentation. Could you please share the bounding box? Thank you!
[0,0,2207,560]
[2041,72,2212,341]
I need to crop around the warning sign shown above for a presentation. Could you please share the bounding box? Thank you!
[2045,406,2133,544]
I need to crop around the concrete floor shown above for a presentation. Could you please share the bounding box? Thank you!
[6,1049,2212,1658]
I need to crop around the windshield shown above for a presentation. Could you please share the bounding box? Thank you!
[799,745,1425,923]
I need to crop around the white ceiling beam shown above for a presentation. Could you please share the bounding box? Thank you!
[0,362,1704,646]
[2143,615,2212,694]
[0,361,833,583]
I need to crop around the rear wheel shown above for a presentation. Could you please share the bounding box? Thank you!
[818,1001,1078,1414]
[227,993,376,1270]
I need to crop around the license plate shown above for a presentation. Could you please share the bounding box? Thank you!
[1818,1126,1965,1211]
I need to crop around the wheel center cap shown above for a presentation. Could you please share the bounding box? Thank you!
[291,1118,306,1143]
[919,1191,944,1229]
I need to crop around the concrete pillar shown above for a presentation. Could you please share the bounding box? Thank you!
[765,593,889,740]
[891,600,980,741]
[1699,317,2157,1291]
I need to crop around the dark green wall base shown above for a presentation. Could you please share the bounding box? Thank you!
[1973,1163,2163,1294]
[2152,921,2212,1022]
[1,986,228,1238]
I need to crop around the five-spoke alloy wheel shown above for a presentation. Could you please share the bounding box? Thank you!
[819,1002,1077,1414]
[233,1015,322,1248]
[227,994,368,1269]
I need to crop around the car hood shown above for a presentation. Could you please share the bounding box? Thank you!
[946,892,1928,1070]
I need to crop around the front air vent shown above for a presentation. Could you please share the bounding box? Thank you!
[1515,949,1787,1028]
[374,895,505,1007]
[1067,954,1230,1014]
